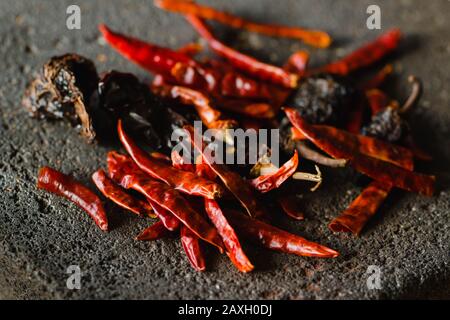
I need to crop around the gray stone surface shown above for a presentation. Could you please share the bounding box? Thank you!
[0,0,449,299]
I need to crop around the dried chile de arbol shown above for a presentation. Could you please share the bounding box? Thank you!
[227,210,339,258]
[136,220,171,241]
[118,119,224,199]
[284,107,435,196]
[23,54,99,142]
[92,169,155,217]
[180,225,206,271]
[155,0,331,48]
[37,166,108,231]
[328,181,392,235]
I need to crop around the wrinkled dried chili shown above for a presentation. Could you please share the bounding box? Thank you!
[285,108,435,196]
[37,166,108,231]
[227,210,339,258]
[184,125,266,218]
[92,169,154,217]
[136,220,171,241]
[250,151,299,193]
[180,225,206,271]
[329,181,392,235]
[277,194,305,220]
[118,119,224,199]
[312,29,401,75]
[155,0,331,48]
[204,200,254,272]
[187,15,298,88]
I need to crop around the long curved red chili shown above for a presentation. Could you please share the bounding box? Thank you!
[148,199,180,231]
[284,108,435,196]
[99,24,194,78]
[312,29,401,75]
[37,167,108,231]
[187,15,298,88]
[136,220,171,241]
[250,151,299,193]
[204,200,254,273]
[180,225,206,271]
[118,119,223,199]
[226,210,339,258]
[92,169,154,217]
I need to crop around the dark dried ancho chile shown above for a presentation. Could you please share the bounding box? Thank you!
[287,74,355,125]
[361,106,408,143]
[23,54,99,142]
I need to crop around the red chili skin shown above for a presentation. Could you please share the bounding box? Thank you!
[204,199,254,272]
[312,29,401,76]
[283,50,309,74]
[99,24,194,78]
[226,210,339,258]
[180,225,206,272]
[365,89,390,115]
[92,169,154,217]
[136,221,171,241]
[120,172,225,252]
[329,181,393,235]
[37,167,108,231]
[284,108,435,196]
[147,199,180,231]
[184,125,266,218]
[360,64,393,91]
[117,119,223,199]
[251,151,299,193]
[187,15,298,88]
[171,150,195,172]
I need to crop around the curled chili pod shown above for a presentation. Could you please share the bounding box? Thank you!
[312,29,402,76]
[329,181,392,235]
[92,169,154,217]
[250,151,299,193]
[184,125,266,218]
[180,225,206,272]
[118,119,224,199]
[226,210,339,258]
[155,0,331,48]
[99,24,194,78]
[136,220,171,241]
[37,167,108,231]
[204,200,254,273]
[278,194,305,221]
[187,15,298,88]
[284,107,435,196]
[120,172,225,252]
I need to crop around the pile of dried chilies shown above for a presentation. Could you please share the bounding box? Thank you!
[29,0,436,272]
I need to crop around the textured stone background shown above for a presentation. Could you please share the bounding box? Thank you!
[0,0,449,299]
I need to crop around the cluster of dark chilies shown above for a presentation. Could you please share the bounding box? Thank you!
[25,0,436,272]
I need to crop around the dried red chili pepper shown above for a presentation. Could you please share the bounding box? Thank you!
[180,225,206,271]
[171,149,195,172]
[285,108,435,196]
[250,151,299,193]
[148,199,181,231]
[150,151,171,163]
[136,220,171,241]
[151,84,237,129]
[284,50,310,74]
[187,15,298,88]
[177,42,203,57]
[277,194,305,220]
[118,119,223,199]
[215,98,276,119]
[99,24,195,79]
[205,199,254,273]
[119,170,224,252]
[312,29,401,76]
[195,155,217,181]
[155,0,331,48]
[92,169,154,217]
[329,181,392,235]
[37,167,108,231]
[227,210,339,258]
[184,125,266,218]
[296,141,348,168]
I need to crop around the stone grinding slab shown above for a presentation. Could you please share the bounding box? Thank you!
[0,0,449,299]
